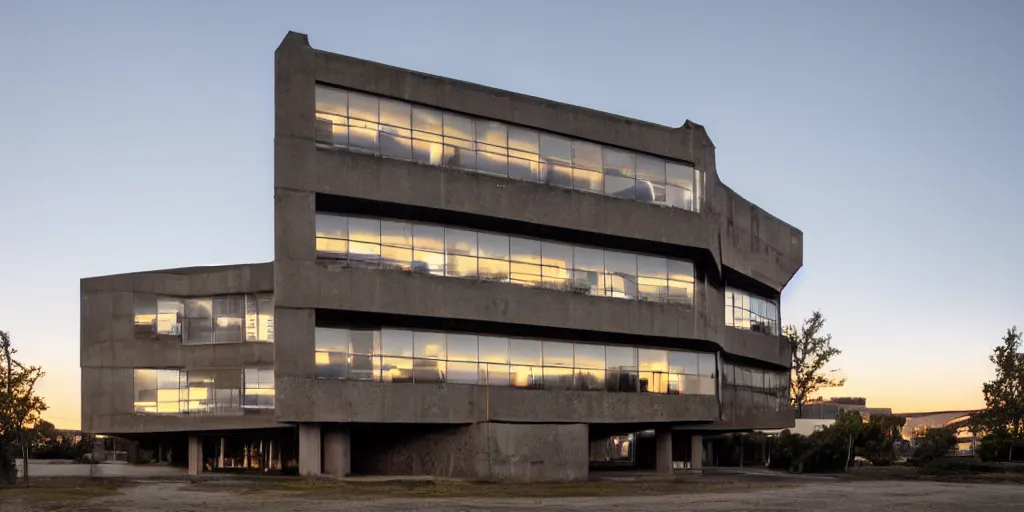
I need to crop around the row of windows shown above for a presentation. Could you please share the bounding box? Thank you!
[314,327,717,395]
[314,85,704,212]
[315,214,696,305]
[133,368,274,415]
[721,362,789,413]
[133,294,274,344]
[724,288,779,336]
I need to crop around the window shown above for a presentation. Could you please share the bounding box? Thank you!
[315,85,701,212]
[314,214,697,308]
[244,368,275,409]
[134,368,245,415]
[313,327,717,396]
[724,288,779,335]
[183,299,213,345]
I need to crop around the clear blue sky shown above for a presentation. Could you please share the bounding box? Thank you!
[1,1,1021,428]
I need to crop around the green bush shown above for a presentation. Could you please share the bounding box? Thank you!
[911,427,957,463]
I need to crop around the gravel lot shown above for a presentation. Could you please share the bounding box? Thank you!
[37,479,1021,511]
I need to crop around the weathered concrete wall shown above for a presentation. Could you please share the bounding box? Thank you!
[80,264,278,435]
[275,378,719,425]
[355,422,588,482]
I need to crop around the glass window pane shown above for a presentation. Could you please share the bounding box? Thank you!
[414,331,446,359]
[447,334,478,362]
[315,86,347,115]
[481,363,510,387]
[698,353,717,377]
[184,299,213,345]
[381,246,412,271]
[478,336,509,364]
[634,179,658,203]
[447,361,479,384]
[381,329,413,357]
[541,242,572,289]
[476,151,508,177]
[637,255,667,279]
[638,349,668,372]
[478,233,509,260]
[380,220,412,248]
[413,106,443,134]
[573,344,605,370]
[348,92,379,122]
[572,247,604,295]
[539,134,572,165]
[381,357,414,383]
[380,133,412,160]
[544,162,573,188]
[349,354,379,382]
[574,368,605,391]
[511,365,543,389]
[543,341,573,367]
[443,112,474,141]
[379,98,411,128]
[603,148,635,178]
[475,120,507,148]
[508,156,541,182]
[215,317,242,343]
[666,163,694,189]
[509,338,542,365]
[315,327,349,352]
[445,228,477,256]
[606,346,637,371]
[640,371,669,393]
[348,241,381,267]
[134,294,157,335]
[156,297,182,337]
[666,185,693,210]
[573,167,603,193]
[636,155,666,185]
[508,126,539,153]
[510,237,541,263]
[413,224,444,252]
[444,146,476,170]
[606,369,638,393]
[446,254,477,278]
[541,367,573,390]
[348,217,380,244]
[669,351,698,374]
[700,376,716,395]
[572,140,602,170]
[667,260,694,281]
[478,258,509,282]
[412,249,445,275]
[317,238,349,258]
[604,251,637,276]
[350,329,379,355]
[316,214,348,239]
[605,175,636,199]
[413,358,445,383]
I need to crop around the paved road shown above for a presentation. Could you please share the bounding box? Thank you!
[83,479,1024,511]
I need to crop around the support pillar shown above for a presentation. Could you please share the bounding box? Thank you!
[690,434,704,470]
[298,423,322,476]
[188,436,202,476]
[656,428,673,474]
[323,429,351,477]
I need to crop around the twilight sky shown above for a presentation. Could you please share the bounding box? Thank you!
[1,1,1021,429]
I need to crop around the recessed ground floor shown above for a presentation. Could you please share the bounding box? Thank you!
[127,422,730,482]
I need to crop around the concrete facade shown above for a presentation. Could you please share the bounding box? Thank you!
[79,31,803,481]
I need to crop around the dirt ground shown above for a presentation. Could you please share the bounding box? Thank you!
[4,476,1024,512]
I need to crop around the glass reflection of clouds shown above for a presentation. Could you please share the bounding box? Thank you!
[315,85,705,213]
[314,326,717,396]
[316,213,696,306]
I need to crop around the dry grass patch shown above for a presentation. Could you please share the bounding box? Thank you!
[0,478,126,509]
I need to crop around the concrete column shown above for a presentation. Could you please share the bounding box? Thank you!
[656,428,673,474]
[323,429,351,477]
[298,423,322,476]
[188,436,203,476]
[690,434,704,470]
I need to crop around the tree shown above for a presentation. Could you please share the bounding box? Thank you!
[0,330,47,484]
[786,311,845,417]
[912,427,957,463]
[972,327,1024,461]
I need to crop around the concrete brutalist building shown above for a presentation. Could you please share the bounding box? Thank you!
[79,31,802,481]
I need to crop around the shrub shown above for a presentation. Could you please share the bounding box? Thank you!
[911,427,957,463]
